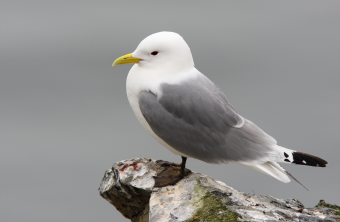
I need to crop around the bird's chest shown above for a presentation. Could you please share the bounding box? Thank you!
[126,66,162,134]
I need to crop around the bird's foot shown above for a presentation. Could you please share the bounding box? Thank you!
[153,166,184,187]
[156,160,181,167]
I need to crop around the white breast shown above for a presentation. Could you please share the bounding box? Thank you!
[126,64,201,157]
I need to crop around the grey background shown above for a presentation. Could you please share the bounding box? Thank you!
[1,1,339,221]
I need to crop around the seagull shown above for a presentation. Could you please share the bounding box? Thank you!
[112,31,328,188]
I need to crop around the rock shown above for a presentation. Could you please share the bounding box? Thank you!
[99,158,340,222]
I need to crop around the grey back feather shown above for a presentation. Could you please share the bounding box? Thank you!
[139,75,277,164]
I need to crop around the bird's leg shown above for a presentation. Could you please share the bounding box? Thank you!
[153,156,187,187]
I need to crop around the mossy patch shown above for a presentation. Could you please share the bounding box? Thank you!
[315,200,340,217]
[186,179,242,222]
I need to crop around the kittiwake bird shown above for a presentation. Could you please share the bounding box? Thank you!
[112,31,328,188]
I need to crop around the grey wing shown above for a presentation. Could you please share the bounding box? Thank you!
[139,75,277,164]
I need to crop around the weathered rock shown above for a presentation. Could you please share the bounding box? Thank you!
[99,158,340,221]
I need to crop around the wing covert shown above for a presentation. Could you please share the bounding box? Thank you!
[138,75,277,164]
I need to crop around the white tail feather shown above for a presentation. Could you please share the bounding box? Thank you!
[249,161,290,183]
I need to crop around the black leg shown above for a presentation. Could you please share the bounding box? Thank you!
[179,156,187,178]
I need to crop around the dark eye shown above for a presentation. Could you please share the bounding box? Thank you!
[151,51,158,56]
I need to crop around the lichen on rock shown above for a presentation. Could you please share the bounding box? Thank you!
[187,179,242,221]
[99,158,340,222]
[315,200,340,218]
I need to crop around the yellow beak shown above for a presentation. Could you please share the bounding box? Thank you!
[112,53,141,66]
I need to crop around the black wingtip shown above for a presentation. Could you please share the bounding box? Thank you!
[292,152,328,167]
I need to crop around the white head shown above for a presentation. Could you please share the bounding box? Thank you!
[113,32,194,72]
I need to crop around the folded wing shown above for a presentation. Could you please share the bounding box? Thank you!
[139,74,278,165]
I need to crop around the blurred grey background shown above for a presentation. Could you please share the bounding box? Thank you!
[1,1,339,221]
